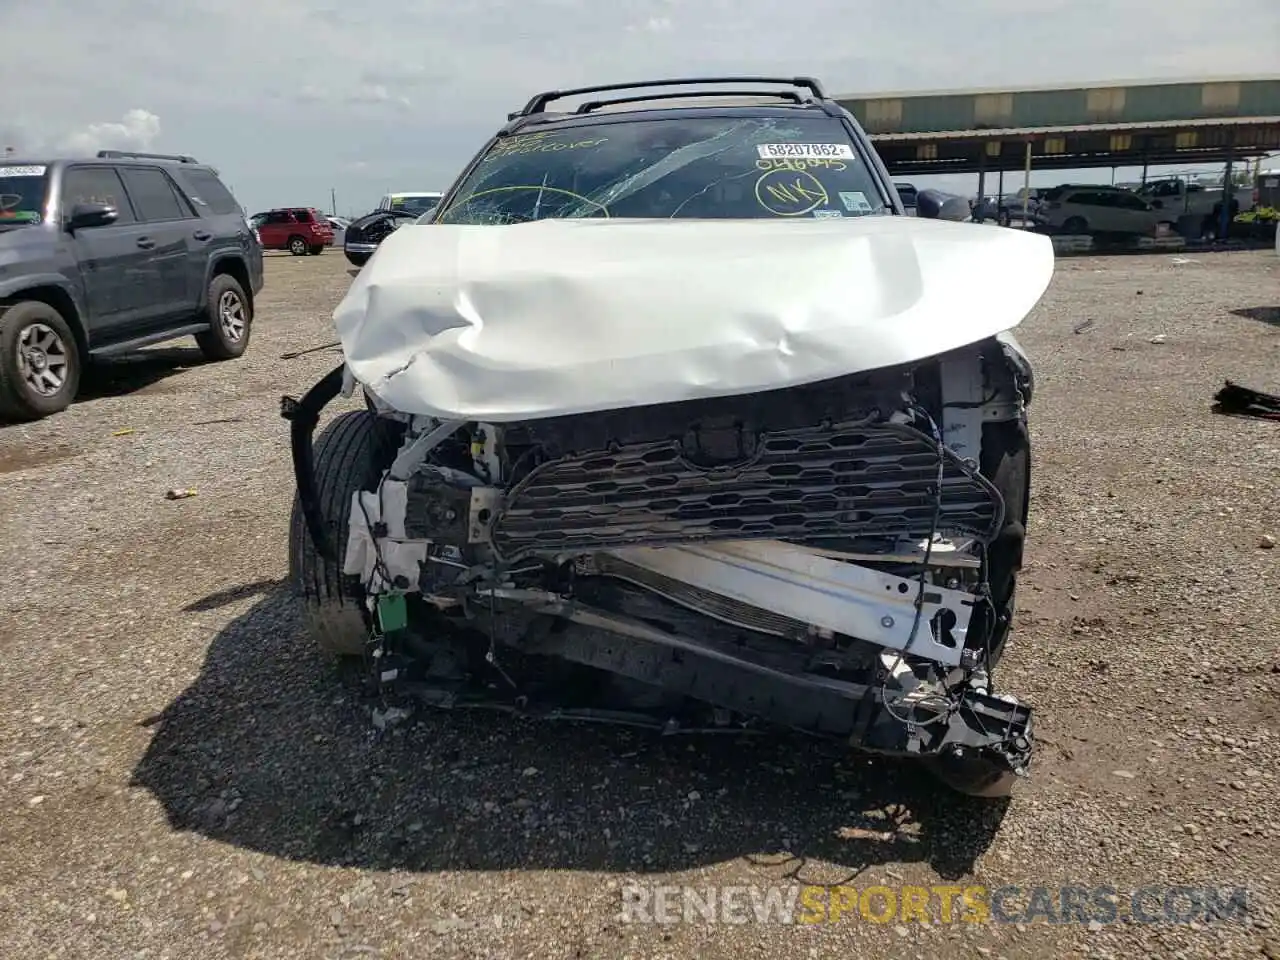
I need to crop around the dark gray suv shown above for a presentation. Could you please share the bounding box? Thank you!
[0,150,264,421]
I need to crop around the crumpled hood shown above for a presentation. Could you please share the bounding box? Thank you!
[333,216,1055,422]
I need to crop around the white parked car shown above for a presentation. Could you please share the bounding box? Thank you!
[1035,184,1170,236]
[375,191,443,218]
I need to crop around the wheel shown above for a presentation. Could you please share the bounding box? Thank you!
[0,300,82,421]
[194,274,252,361]
[345,251,370,268]
[288,410,401,658]
[308,244,325,256]
[288,235,308,256]
[1061,216,1088,235]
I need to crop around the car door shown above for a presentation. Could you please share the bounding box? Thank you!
[1114,191,1158,234]
[260,210,292,249]
[1079,191,1121,231]
[61,164,156,343]
[117,165,200,324]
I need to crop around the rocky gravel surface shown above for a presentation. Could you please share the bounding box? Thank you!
[1,247,1278,960]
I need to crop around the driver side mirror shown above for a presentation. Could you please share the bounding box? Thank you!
[915,189,971,222]
[66,202,118,232]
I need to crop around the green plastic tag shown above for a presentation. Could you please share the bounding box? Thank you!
[376,594,408,633]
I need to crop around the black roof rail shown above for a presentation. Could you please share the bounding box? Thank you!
[96,149,199,163]
[574,88,807,114]
[512,76,828,119]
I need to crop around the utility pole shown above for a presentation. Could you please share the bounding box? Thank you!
[331,188,337,216]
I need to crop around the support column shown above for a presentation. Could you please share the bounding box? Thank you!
[1219,152,1234,240]
[976,147,987,222]
[1021,140,1033,223]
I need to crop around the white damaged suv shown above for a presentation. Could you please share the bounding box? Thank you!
[283,76,1054,797]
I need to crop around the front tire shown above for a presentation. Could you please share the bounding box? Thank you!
[0,301,82,422]
[345,250,370,267]
[195,274,252,361]
[288,410,400,658]
[1061,216,1088,235]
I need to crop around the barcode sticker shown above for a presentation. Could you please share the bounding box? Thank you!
[756,143,855,161]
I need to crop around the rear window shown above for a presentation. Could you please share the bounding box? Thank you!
[178,168,242,215]
[437,114,890,224]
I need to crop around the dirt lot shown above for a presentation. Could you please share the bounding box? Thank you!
[1,248,1278,960]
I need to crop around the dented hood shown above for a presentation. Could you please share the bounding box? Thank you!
[332,216,1054,422]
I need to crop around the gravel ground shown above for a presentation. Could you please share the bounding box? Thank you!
[1,247,1278,960]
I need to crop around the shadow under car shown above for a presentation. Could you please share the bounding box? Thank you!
[132,585,1009,880]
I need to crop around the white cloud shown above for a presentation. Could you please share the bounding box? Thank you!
[1,110,161,158]
[58,109,161,156]
[0,0,1274,213]
[630,16,673,32]
[345,85,412,110]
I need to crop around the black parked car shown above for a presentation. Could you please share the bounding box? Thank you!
[341,208,417,267]
[342,191,444,266]
[0,150,263,421]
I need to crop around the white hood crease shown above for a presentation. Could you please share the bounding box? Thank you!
[332,216,1055,422]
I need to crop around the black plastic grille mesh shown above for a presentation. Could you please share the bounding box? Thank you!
[491,422,1004,559]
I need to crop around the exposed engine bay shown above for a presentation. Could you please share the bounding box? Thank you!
[286,334,1035,796]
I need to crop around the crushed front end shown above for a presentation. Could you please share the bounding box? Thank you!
[288,335,1036,796]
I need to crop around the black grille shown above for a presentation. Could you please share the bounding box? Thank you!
[491,421,1004,559]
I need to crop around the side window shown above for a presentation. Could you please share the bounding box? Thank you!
[1117,193,1148,210]
[166,176,196,217]
[265,211,290,224]
[118,166,188,222]
[61,166,135,224]
[293,209,313,223]
[178,168,241,215]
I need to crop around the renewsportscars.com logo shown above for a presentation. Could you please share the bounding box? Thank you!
[618,883,1250,926]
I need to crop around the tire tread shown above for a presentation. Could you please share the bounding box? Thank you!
[287,410,395,657]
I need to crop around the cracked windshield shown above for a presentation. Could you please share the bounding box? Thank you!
[435,116,890,224]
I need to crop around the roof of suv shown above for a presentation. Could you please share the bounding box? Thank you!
[2,150,218,172]
[495,75,851,137]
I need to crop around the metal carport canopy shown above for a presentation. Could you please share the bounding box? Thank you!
[836,76,1280,176]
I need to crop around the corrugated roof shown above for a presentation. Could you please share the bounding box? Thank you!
[868,116,1280,141]
[836,74,1280,102]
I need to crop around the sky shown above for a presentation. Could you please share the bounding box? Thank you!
[2,0,1277,216]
